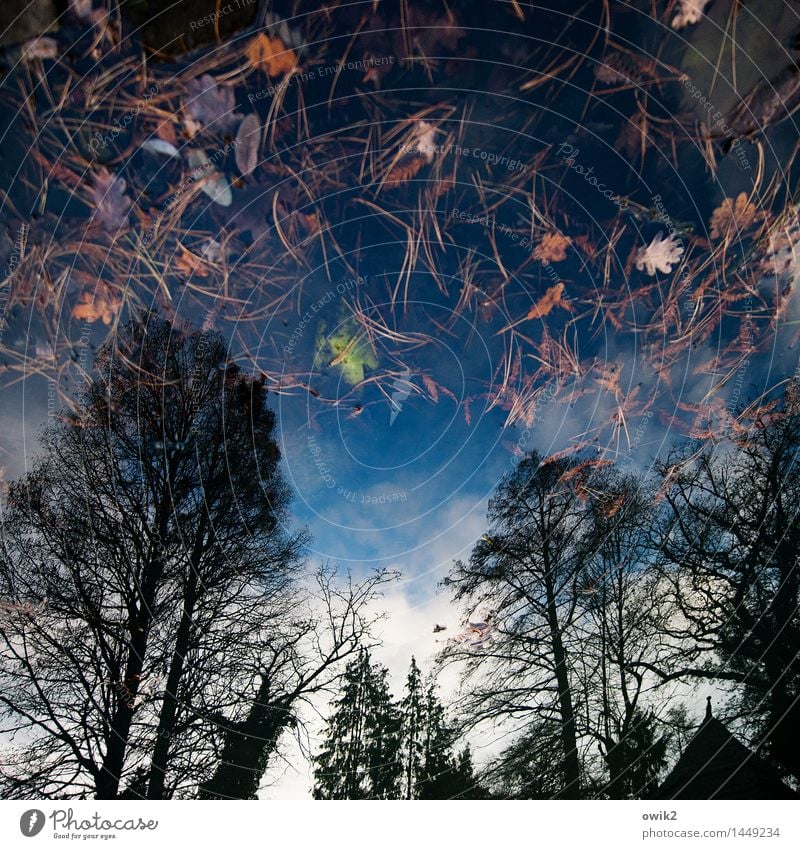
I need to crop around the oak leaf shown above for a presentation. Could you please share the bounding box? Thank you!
[635,233,684,275]
[709,192,761,240]
[174,245,211,278]
[184,75,242,133]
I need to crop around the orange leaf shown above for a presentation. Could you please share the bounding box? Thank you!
[533,231,571,263]
[174,244,211,278]
[297,212,320,235]
[72,289,122,325]
[526,282,571,319]
[709,192,761,240]
[155,118,177,144]
[246,33,298,77]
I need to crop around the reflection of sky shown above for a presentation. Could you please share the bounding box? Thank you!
[3,0,800,797]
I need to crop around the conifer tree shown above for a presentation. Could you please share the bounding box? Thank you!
[399,657,424,799]
[415,681,480,798]
[398,663,482,799]
[313,649,401,798]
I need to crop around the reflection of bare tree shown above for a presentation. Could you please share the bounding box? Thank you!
[0,314,390,799]
[575,474,673,799]
[440,452,591,799]
[441,458,679,799]
[653,398,800,784]
[198,568,393,800]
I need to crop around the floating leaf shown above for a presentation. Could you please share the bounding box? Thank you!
[635,233,684,275]
[140,138,180,158]
[709,192,761,240]
[182,116,202,139]
[316,319,378,386]
[526,282,571,319]
[201,239,227,264]
[296,211,320,235]
[184,75,242,132]
[246,33,298,77]
[21,37,58,61]
[413,121,437,163]
[422,374,439,402]
[534,232,571,263]
[69,0,94,22]
[235,114,261,175]
[88,169,131,232]
[174,245,211,278]
[187,150,233,207]
[72,285,122,325]
[385,155,426,186]
[671,0,712,29]
[154,118,178,145]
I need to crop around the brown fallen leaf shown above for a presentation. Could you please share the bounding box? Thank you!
[614,111,651,159]
[246,33,298,77]
[174,244,211,278]
[297,212,320,235]
[385,155,427,186]
[526,282,571,319]
[709,192,762,240]
[72,285,123,325]
[21,37,58,61]
[533,232,571,263]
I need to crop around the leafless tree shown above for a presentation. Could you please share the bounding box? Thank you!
[0,314,390,799]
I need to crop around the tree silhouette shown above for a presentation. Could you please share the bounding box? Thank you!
[442,452,591,798]
[576,474,673,798]
[313,648,402,799]
[399,656,424,799]
[481,721,570,798]
[654,398,800,782]
[0,314,387,799]
[414,679,480,799]
[198,569,391,800]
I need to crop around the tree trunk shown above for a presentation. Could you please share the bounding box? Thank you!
[145,570,199,798]
[95,526,168,799]
[544,571,581,799]
[95,617,150,798]
[198,677,290,799]
[146,516,208,799]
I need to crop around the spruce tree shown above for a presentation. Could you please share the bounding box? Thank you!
[313,649,401,798]
[416,681,480,798]
[399,657,425,799]
[397,663,483,799]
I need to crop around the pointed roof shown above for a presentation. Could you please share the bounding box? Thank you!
[655,701,798,800]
